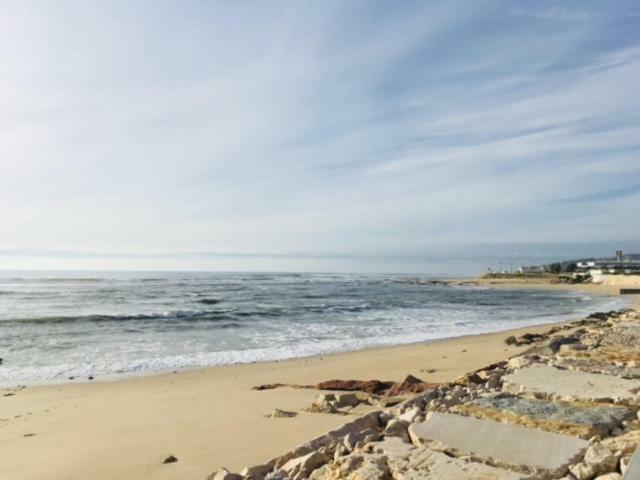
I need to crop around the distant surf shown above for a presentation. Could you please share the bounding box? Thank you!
[0,271,627,384]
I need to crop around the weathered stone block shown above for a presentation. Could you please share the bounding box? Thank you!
[502,364,640,403]
[453,396,633,438]
[622,447,640,480]
[408,412,588,476]
[386,446,526,479]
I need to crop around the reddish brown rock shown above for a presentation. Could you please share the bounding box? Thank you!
[386,375,438,396]
[251,383,289,391]
[316,379,394,394]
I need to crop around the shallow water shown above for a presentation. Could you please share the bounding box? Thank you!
[0,271,627,383]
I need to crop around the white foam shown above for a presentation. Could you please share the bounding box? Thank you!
[0,275,630,386]
[0,293,629,386]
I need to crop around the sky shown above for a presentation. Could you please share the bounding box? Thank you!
[1,1,639,273]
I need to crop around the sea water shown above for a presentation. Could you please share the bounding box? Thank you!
[0,271,627,384]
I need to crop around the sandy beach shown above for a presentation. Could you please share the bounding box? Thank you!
[1,282,638,480]
[4,4,638,478]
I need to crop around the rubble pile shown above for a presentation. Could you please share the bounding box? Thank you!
[210,309,640,480]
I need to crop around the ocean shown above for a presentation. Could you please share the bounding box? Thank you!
[0,271,627,384]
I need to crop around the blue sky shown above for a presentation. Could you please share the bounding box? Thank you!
[1,1,639,272]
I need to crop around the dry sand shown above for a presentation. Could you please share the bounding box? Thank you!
[1,282,638,480]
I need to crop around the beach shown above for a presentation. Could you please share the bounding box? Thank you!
[1,282,638,480]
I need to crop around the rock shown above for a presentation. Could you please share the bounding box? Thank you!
[386,374,436,396]
[369,396,403,408]
[620,454,632,475]
[602,429,640,455]
[452,396,633,439]
[317,393,337,403]
[552,354,640,379]
[593,474,621,480]
[502,364,640,402]
[505,335,517,345]
[343,428,380,451]
[207,467,243,480]
[316,379,394,394]
[623,448,640,480]
[569,443,617,480]
[240,464,273,480]
[398,407,421,423]
[386,447,525,479]
[453,371,484,386]
[559,343,589,353]
[307,394,341,414]
[549,335,580,353]
[272,412,381,469]
[334,393,361,408]
[267,409,297,418]
[309,453,390,480]
[382,419,410,442]
[409,412,588,477]
[263,472,288,480]
[507,355,536,370]
[369,436,414,457]
[281,451,328,479]
[162,455,178,464]
[486,373,501,389]
[252,383,288,391]
[513,332,546,345]
[401,391,434,411]
[333,442,348,461]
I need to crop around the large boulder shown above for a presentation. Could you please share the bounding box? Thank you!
[309,453,390,480]
[207,468,243,480]
[382,419,410,442]
[240,464,273,480]
[569,443,618,480]
[602,429,640,455]
[281,451,328,480]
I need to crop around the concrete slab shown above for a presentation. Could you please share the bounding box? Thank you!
[453,396,633,438]
[624,447,640,479]
[554,356,640,379]
[409,412,588,476]
[558,347,640,367]
[386,447,526,480]
[602,325,640,349]
[370,437,415,457]
[502,364,640,402]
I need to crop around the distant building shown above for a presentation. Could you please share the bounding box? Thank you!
[590,269,604,284]
[576,251,640,271]
[575,250,640,281]
[576,261,596,269]
[518,265,547,274]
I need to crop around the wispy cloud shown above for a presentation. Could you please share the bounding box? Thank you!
[553,185,640,204]
[0,0,639,271]
[511,7,596,22]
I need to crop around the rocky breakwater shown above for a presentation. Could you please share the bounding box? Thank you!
[209,309,640,480]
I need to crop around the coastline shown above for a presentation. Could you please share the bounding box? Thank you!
[1,281,629,389]
[1,282,638,480]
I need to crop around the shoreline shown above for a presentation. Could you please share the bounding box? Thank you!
[0,282,630,389]
[10,313,588,389]
[1,282,639,480]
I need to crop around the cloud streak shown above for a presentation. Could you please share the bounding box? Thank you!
[0,0,639,272]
